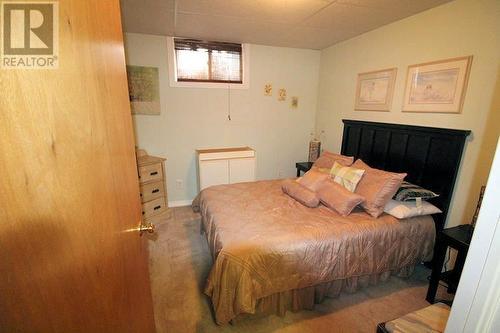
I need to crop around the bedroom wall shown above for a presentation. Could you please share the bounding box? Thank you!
[124,33,320,205]
[315,0,500,227]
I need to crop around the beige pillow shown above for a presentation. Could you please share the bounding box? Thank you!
[282,180,319,208]
[329,161,365,192]
[384,199,442,219]
[297,169,330,192]
[313,151,354,169]
[317,179,365,216]
[352,159,407,218]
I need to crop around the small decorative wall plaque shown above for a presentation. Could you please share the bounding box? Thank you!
[278,88,287,101]
[264,84,272,96]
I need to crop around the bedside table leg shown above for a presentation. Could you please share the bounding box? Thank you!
[447,248,468,293]
[426,241,448,303]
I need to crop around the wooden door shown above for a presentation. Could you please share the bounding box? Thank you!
[0,1,155,332]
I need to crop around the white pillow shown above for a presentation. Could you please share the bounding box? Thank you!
[384,199,442,219]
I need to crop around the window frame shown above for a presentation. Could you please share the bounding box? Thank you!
[167,37,249,89]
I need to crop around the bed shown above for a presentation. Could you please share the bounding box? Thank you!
[194,120,470,325]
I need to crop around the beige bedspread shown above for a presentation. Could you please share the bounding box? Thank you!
[195,179,435,325]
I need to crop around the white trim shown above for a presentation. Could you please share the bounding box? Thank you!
[168,199,193,207]
[446,138,500,332]
[166,37,250,89]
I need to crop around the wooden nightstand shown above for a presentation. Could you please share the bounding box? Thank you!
[295,162,313,177]
[426,224,473,303]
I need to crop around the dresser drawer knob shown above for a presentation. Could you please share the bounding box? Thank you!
[152,189,159,193]
[150,171,158,176]
[154,205,161,210]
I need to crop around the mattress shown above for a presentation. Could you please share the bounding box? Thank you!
[194,179,435,324]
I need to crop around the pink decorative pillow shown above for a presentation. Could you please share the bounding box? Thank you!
[352,159,407,218]
[313,151,354,169]
[317,179,365,216]
[282,180,319,208]
[297,169,330,192]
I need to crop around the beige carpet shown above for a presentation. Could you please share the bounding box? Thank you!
[148,206,452,333]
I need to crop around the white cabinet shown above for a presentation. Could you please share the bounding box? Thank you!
[199,159,229,189]
[229,158,255,184]
[197,147,256,191]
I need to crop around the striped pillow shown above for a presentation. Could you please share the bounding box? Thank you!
[393,181,439,202]
[329,161,365,192]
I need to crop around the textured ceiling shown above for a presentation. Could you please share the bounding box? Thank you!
[120,0,452,50]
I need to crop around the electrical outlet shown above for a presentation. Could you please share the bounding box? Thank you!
[176,179,183,189]
[277,170,283,178]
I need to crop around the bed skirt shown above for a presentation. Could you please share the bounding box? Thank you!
[227,265,416,324]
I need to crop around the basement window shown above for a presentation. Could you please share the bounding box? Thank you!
[168,37,248,89]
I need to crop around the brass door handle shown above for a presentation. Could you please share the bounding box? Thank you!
[139,222,155,235]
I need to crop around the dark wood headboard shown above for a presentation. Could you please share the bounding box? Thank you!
[341,119,471,231]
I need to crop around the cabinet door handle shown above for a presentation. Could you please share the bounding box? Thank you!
[152,189,159,193]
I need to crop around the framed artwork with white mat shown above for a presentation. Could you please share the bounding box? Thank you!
[402,56,473,113]
[354,68,397,112]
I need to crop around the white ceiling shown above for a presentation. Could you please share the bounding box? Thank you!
[120,0,452,50]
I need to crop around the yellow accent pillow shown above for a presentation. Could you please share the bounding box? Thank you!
[329,161,365,192]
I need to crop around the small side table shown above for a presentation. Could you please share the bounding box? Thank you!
[426,224,473,303]
[295,162,313,177]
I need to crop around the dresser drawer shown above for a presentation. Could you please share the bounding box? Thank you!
[138,163,163,183]
[142,197,167,219]
[140,181,164,202]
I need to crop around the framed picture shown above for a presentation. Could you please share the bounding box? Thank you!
[354,68,397,111]
[126,65,160,115]
[402,56,472,113]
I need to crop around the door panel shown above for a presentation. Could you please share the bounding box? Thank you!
[0,1,155,332]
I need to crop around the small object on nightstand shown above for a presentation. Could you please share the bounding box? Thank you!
[426,224,473,303]
[295,162,313,177]
[136,150,172,224]
[471,185,486,230]
[308,140,321,162]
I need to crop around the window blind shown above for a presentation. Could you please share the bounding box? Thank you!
[174,38,243,84]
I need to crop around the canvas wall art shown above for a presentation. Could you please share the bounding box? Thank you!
[126,65,160,115]
[354,68,397,111]
[402,56,472,113]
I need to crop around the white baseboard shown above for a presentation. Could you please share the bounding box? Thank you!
[168,199,193,207]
